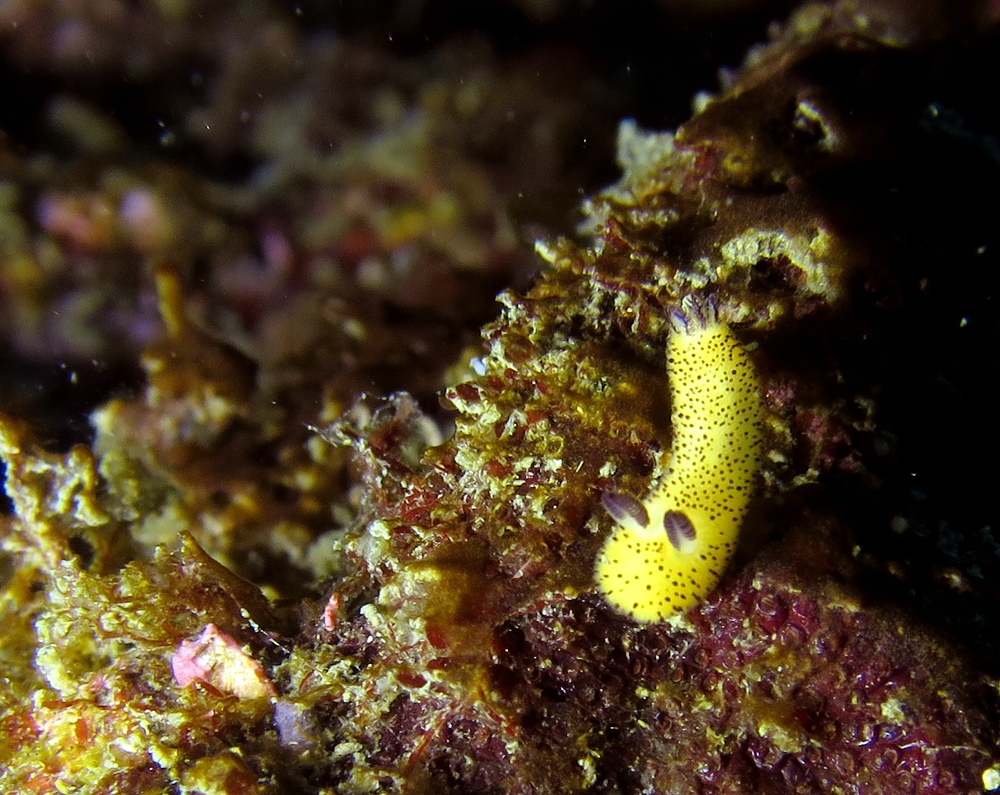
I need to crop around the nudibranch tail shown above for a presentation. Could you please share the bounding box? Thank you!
[595,296,762,622]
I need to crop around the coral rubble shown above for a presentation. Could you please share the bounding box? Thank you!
[2,1,1000,793]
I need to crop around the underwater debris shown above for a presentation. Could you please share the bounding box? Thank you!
[171,623,277,701]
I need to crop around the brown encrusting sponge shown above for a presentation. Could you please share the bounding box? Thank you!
[2,1,1000,794]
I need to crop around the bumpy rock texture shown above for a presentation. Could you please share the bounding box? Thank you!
[3,1,1000,794]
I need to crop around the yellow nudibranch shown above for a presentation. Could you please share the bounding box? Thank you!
[596,296,762,622]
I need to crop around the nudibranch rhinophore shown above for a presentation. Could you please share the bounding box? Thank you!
[596,296,762,622]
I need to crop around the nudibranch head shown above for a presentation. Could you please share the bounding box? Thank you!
[595,295,762,622]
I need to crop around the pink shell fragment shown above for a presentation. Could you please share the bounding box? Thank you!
[171,623,276,701]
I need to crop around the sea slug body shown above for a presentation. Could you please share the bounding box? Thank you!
[596,296,762,622]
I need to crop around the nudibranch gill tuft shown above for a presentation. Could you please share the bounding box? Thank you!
[596,295,762,622]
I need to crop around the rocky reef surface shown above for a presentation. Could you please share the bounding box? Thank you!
[2,1,1000,793]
